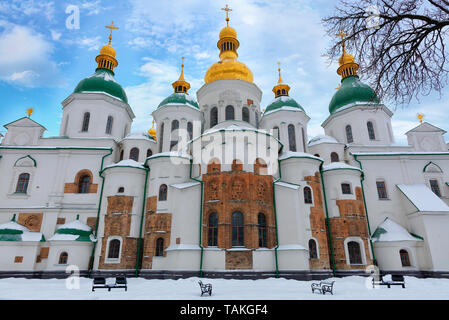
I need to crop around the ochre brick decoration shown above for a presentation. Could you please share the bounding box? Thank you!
[18,213,43,232]
[64,169,98,194]
[36,256,42,263]
[207,158,221,173]
[328,186,373,270]
[40,247,49,259]
[86,217,97,230]
[146,196,157,214]
[225,251,253,269]
[305,173,331,270]
[56,218,66,225]
[141,211,172,269]
[98,196,136,269]
[202,169,275,251]
[14,256,23,263]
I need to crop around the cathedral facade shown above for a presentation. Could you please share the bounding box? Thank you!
[1,13,449,279]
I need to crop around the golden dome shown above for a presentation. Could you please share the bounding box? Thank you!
[204,5,253,84]
[219,26,237,39]
[205,59,253,84]
[148,120,157,140]
[338,51,354,66]
[100,44,116,58]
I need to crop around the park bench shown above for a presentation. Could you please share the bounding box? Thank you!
[198,280,212,296]
[92,276,128,292]
[372,274,405,288]
[311,280,335,295]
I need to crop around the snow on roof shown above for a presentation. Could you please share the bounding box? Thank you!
[147,151,191,160]
[263,106,304,116]
[57,220,92,232]
[308,135,339,147]
[275,181,301,190]
[0,221,29,232]
[122,132,154,141]
[278,151,322,161]
[104,159,145,170]
[165,244,201,251]
[171,182,200,189]
[21,232,44,242]
[397,184,449,212]
[352,152,449,156]
[322,162,362,172]
[372,218,422,242]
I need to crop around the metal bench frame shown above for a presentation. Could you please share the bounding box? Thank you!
[311,280,335,295]
[198,280,212,296]
[92,276,128,292]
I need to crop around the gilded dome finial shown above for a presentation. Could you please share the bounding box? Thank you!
[172,56,191,93]
[335,28,358,79]
[27,107,33,118]
[96,21,119,73]
[417,113,424,124]
[221,4,232,27]
[148,119,157,141]
[272,61,290,98]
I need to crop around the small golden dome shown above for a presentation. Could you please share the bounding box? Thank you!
[338,51,354,66]
[100,44,116,58]
[205,59,253,84]
[148,120,157,140]
[219,26,237,39]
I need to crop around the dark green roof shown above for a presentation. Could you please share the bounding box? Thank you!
[157,93,199,109]
[53,220,95,242]
[264,96,304,114]
[74,68,128,103]
[329,75,380,114]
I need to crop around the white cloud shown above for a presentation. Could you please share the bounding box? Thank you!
[78,36,102,51]
[0,24,62,87]
[50,29,61,41]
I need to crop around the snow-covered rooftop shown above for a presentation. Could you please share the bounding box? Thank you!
[171,182,201,189]
[275,181,301,190]
[103,159,146,170]
[278,151,322,162]
[372,218,422,242]
[397,184,449,212]
[57,220,92,232]
[308,135,339,147]
[322,162,362,172]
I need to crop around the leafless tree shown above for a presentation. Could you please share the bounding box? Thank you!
[323,0,449,106]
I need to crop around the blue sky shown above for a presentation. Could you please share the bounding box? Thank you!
[0,0,448,145]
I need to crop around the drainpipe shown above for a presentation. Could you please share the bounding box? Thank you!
[88,148,113,277]
[189,159,204,278]
[135,167,149,277]
[352,154,377,266]
[319,164,337,277]
[271,159,281,278]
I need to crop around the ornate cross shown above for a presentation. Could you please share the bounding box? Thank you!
[105,21,119,45]
[221,4,232,26]
[336,29,347,51]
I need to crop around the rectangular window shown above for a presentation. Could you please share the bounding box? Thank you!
[376,181,388,199]
[341,183,352,195]
[429,179,441,197]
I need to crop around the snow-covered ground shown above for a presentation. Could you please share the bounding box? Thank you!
[0,275,448,300]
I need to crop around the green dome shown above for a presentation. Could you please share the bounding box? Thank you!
[158,92,199,109]
[264,96,304,114]
[74,68,128,103]
[329,75,379,114]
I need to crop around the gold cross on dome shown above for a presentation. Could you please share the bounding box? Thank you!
[336,28,347,50]
[221,4,232,26]
[105,21,119,45]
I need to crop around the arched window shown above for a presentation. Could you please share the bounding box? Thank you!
[331,152,339,163]
[105,116,113,134]
[210,107,218,127]
[367,121,376,140]
[273,126,280,140]
[288,124,297,152]
[118,187,124,193]
[129,147,139,162]
[108,239,120,259]
[78,175,91,194]
[400,249,411,267]
[58,252,68,264]
[187,122,193,140]
[376,180,388,199]
[258,213,267,247]
[232,211,244,247]
[155,238,164,256]
[282,89,286,95]
[314,154,320,157]
[146,149,153,158]
[304,186,313,204]
[242,107,249,122]
[159,184,168,201]
[345,125,353,143]
[171,119,179,132]
[347,241,362,264]
[159,123,164,153]
[309,239,318,259]
[429,179,441,197]
[225,105,235,120]
[170,120,179,151]
[15,173,30,193]
[208,213,218,246]
[81,112,90,132]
